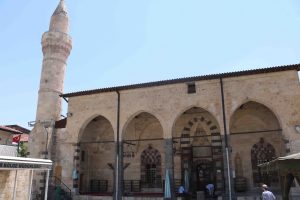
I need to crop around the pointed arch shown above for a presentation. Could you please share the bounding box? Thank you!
[78,115,115,193]
[229,99,283,130]
[77,114,115,142]
[172,106,224,192]
[229,101,284,188]
[171,105,220,134]
[122,111,164,191]
[122,111,164,140]
[172,106,220,137]
[229,101,281,134]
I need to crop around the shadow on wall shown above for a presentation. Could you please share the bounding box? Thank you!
[0,171,10,198]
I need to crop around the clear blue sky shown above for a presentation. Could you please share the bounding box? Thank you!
[1,0,300,128]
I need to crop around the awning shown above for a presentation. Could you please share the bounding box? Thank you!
[258,153,300,173]
[258,153,300,200]
[0,155,52,170]
[0,156,53,200]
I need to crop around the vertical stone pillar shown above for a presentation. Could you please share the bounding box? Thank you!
[114,91,122,200]
[114,140,123,200]
[164,138,175,199]
[119,141,123,198]
[221,135,236,200]
[73,143,81,194]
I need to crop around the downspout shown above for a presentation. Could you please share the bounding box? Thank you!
[115,90,121,200]
[220,78,232,200]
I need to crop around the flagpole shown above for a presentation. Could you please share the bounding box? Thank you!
[13,135,21,156]
[17,141,20,156]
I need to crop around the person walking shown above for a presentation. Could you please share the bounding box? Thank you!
[178,185,187,199]
[206,183,215,199]
[261,184,276,200]
[178,185,185,197]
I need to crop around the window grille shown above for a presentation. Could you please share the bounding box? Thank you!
[187,82,196,94]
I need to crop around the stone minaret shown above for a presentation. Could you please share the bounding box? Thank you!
[36,0,72,125]
[29,0,72,199]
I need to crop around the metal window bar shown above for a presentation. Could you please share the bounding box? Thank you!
[90,180,108,193]
[123,180,141,194]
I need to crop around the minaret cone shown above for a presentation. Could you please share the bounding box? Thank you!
[50,0,69,34]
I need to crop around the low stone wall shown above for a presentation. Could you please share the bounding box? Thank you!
[74,194,299,200]
[74,196,184,200]
[0,170,30,200]
[236,197,282,200]
[74,196,113,200]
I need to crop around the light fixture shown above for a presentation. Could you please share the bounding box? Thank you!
[295,125,300,133]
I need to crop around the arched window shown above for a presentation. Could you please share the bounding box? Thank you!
[140,145,162,188]
[251,138,276,185]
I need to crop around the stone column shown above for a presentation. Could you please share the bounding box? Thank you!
[164,138,175,199]
[221,135,236,200]
[114,140,123,200]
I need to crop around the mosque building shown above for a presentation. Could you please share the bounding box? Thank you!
[29,1,300,199]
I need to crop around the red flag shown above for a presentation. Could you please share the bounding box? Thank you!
[13,135,21,143]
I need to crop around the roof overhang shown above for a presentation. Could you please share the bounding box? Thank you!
[61,63,300,98]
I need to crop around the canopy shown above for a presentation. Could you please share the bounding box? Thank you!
[0,155,52,170]
[0,155,52,200]
[258,153,300,200]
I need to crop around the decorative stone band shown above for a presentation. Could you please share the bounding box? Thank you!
[180,115,223,190]
[42,31,72,59]
[38,88,63,95]
[73,143,80,162]
[43,56,68,65]
[283,138,290,153]
[180,115,220,149]
[73,143,80,188]
[42,44,71,59]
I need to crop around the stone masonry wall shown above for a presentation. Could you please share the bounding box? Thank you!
[0,170,30,200]
[56,70,300,191]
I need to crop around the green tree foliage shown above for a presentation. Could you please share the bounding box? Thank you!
[19,142,29,157]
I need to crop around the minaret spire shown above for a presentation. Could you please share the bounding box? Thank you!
[49,0,69,33]
[53,0,67,16]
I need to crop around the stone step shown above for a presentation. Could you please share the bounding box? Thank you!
[74,196,184,200]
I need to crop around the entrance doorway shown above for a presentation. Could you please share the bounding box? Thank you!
[195,160,214,191]
[173,107,224,194]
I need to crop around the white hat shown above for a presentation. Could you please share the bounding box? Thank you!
[262,184,268,189]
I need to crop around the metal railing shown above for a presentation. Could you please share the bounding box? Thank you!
[48,176,72,200]
[90,180,108,193]
[123,180,141,193]
[0,144,17,156]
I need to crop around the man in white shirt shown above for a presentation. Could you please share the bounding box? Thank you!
[206,183,214,197]
[261,184,276,200]
[178,185,185,197]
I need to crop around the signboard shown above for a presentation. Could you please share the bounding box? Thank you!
[0,162,43,169]
[0,156,52,170]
